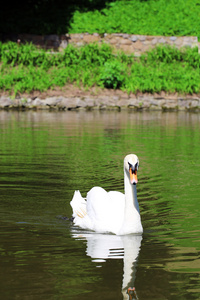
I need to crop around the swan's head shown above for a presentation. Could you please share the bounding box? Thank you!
[124,154,139,185]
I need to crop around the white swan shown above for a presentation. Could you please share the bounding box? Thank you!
[70,154,143,235]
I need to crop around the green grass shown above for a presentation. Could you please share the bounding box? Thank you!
[1,42,200,96]
[70,0,200,38]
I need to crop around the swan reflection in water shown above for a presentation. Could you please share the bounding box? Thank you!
[71,230,142,300]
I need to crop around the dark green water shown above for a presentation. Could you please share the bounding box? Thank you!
[0,110,199,300]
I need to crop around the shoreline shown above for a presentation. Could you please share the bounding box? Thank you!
[0,88,200,112]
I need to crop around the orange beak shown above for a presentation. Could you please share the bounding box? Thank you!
[129,168,138,184]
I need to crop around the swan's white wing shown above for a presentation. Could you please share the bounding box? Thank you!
[70,190,93,229]
[86,187,125,234]
[70,190,87,218]
[70,187,125,234]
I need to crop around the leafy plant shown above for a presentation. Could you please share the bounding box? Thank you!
[99,60,126,89]
[79,43,113,66]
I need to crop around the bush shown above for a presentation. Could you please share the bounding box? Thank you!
[79,43,113,66]
[99,61,126,89]
[141,45,200,67]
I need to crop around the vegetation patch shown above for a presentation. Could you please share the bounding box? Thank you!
[70,0,200,38]
[1,42,200,96]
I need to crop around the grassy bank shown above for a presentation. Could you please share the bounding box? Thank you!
[70,0,200,38]
[1,42,200,96]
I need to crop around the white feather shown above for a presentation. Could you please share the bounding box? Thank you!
[70,154,143,235]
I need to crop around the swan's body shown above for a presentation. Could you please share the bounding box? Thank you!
[70,154,143,235]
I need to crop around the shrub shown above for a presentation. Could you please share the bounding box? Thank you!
[79,43,113,66]
[99,60,126,89]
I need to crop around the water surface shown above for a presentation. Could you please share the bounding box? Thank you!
[0,110,199,300]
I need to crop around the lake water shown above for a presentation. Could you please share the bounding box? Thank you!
[0,110,199,300]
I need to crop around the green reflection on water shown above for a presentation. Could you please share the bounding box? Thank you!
[0,110,199,300]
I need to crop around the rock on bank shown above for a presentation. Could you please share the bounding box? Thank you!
[0,94,200,111]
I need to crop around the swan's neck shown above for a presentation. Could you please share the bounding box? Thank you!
[124,169,140,214]
[118,168,142,235]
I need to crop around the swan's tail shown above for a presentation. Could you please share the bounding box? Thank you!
[70,190,87,219]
